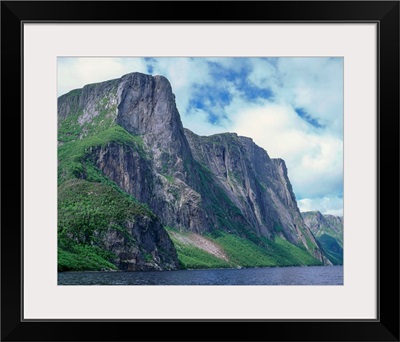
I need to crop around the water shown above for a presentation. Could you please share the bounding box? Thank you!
[58,265,343,285]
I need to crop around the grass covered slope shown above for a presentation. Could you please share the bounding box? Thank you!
[316,234,343,265]
[301,211,343,265]
[58,125,145,185]
[57,88,163,271]
[58,179,177,271]
[58,179,149,269]
[166,228,322,269]
[57,121,178,271]
[57,81,327,272]
[166,227,233,269]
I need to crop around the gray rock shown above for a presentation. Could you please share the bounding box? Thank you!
[302,211,343,265]
[101,215,179,271]
[58,72,331,266]
[302,211,344,246]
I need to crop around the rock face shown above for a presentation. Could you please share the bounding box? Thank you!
[184,130,326,262]
[58,72,330,267]
[302,211,343,246]
[57,179,180,271]
[302,211,343,265]
[104,214,179,271]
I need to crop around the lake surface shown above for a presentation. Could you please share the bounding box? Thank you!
[58,265,343,285]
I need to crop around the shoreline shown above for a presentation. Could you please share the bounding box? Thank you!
[58,264,342,273]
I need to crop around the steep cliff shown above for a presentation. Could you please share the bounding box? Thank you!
[302,211,343,265]
[184,130,325,261]
[302,211,343,245]
[58,72,330,270]
[58,179,179,271]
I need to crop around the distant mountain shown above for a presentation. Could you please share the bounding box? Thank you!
[57,72,331,271]
[302,211,343,265]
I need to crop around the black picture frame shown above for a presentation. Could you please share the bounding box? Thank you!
[1,1,399,341]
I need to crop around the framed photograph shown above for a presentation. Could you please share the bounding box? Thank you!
[1,1,399,341]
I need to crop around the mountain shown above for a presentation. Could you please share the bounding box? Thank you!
[302,211,343,265]
[57,72,330,272]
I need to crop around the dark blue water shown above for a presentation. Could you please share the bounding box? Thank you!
[58,265,343,285]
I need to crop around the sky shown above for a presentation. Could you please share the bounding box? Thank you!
[58,57,343,216]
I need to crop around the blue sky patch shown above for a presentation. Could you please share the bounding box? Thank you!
[295,108,323,128]
[190,84,232,109]
[190,60,274,115]
[57,56,344,215]
[242,84,273,101]
[207,59,249,82]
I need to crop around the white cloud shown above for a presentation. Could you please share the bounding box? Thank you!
[247,57,344,136]
[146,57,213,119]
[57,57,148,96]
[297,197,343,216]
[229,101,343,200]
[247,58,279,90]
[183,108,229,136]
[57,57,343,215]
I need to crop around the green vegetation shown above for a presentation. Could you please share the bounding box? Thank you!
[273,237,322,265]
[163,174,174,184]
[295,225,318,253]
[255,179,268,192]
[58,125,145,184]
[316,225,343,247]
[228,171,243,185]
[185,160,322,267]
[273,223,283,233]
[58,245,118,272]
[302,212,343,248]
[57,88,325,273]
[191,160,250,238]
[58,88,119,144]
[58,179,153,271]
[211,232,322,267]
[317,234,343,265]
[58,98,151,272]
[58,110,83,143]
[166,228,322,270]
[167,236,232,270]
[58,180,151,240]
